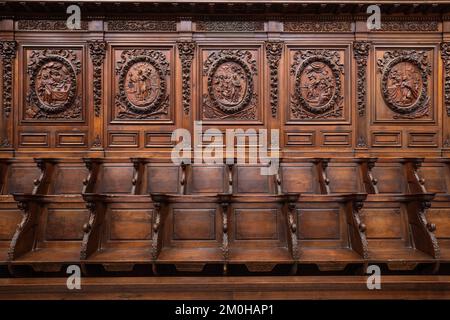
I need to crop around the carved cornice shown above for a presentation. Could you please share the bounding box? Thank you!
[441,42,450,116]
[353,41,371,117]
[88,40,107,117]
[380,20,439,32]
[107,20,176,32]
[177,41,196,115]
[0,40,17,119]
[265,41,283,118]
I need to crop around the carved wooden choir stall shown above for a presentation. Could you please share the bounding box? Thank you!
[2,0,450,299]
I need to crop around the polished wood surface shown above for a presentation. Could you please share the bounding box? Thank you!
[2,0,450,299]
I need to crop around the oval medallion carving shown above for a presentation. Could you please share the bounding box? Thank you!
[125,61,160,107]
[115,50,170,119]
[382,60,424,114]
[378,50,431,117]
[207,57,253,113]
[35,58,76,113]
[292,53,343,116]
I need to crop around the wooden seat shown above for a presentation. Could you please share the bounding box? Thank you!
[80,158,157,271]
[326,157,438,271]
[418,158,450,266]
[280,158,367,271]
[8,158,88,272]
[0,158,41,268]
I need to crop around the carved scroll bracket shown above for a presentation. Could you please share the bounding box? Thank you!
[177,41,196,115]
[265,41,283,118]
[88,40,107,117]
[353,41,371,116]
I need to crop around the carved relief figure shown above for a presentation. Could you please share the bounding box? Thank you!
[300,61,335,108]
[377,50,430,119]
[290,49,344,120]
[203,49,258,121]
[25,49,82,120]
[115,49,170,120]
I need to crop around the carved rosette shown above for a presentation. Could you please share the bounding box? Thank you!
[265,41,283,118]
[203,49,258,120]
[441,42,450,116]
[115,49,170,120]
[177,41,196,115]
[88,41,106,117]
[1,41,17,119]
[25,49,82,120]
[290,49,344,120]
[353,41,371,116]
[377,50,431,119]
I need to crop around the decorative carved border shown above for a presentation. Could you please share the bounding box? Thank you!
[0,41,17,120]
[177,41,195,115]
[26,49,82,120]
[115,49,170,120]
[380,21,439,32]
[377,50,431,119]
[353,41,371,116]
[107,20,176,32]
[88,41,106,117]
[290,49,344,120]
[202,49,258,120]
[284,21,352,32]
[17,20,88,31]
[265,41,283,118]
[441,42,450,116]
[196,21,264,32]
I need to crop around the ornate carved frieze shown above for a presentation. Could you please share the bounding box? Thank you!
[107,20,176,32]
[177,41,196,115]
[284,21,352,32]
[380,21,439,32]
[0,41,17,120]
[441,42,450,116]
[17,20,88,31]
[265,41,283,118]
[115,49,170,120]
[353,41,371,116]
[202,49,258,121]
[196,21,264,32]
[290,49,344,120]
[25,49,82,121]
[377,50,431,119]
[88,41,107,117]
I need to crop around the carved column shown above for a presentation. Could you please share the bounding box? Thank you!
[177,40,195,115]
[353,41,371,148]
[0,40,17,148]
[265,41,283,118]
[88,40,106,149]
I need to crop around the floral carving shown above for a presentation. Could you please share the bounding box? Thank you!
[353,41,371,116]
[441,42,450,116]
[377,50,431,119]
[25,49,82,120]
[115,49,170,120]
[88,41,106,117]
[266,41,283,118]
[1,41,17,119]
[290,49,344,120]
[177,41,196,115]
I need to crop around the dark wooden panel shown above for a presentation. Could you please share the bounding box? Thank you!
[99,164,134,194]
[281,165,316,194]
[234,209,278,240]
[52,166,87,194]
[109,209,153,240]
[146,165,180,194]
[363,208,403,239]
[45,209,88,241]
[172,209,216,240]
[297,208,340,240]
[235,165,271,194]
[0,209,22,240]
